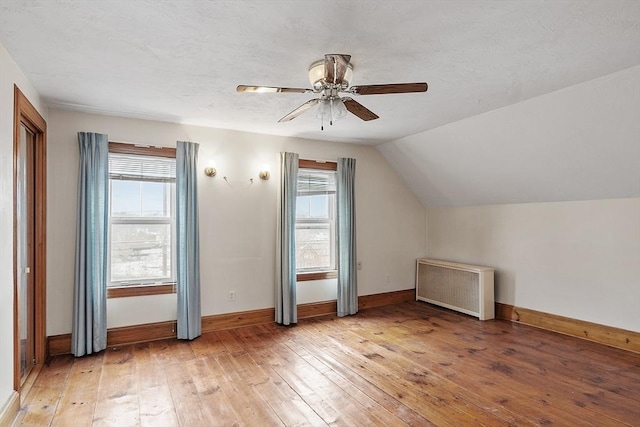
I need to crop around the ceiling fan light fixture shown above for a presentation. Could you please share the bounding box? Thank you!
[331,98,348,121]
[308,59,353,90]
[316,98,348,129]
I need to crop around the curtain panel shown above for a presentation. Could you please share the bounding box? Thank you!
[275,152,299,325]
[337,157,358,317]
[72,132,109,356]
[176,141,201,340]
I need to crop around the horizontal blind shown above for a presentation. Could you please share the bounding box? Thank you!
[109,153,176,182]
[298,168,336,196]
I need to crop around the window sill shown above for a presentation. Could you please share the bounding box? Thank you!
[107,283,176,299]
[297,271,337,282]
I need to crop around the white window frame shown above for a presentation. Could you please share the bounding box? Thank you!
[105,143,178,295]
[107,180,176,287]
[295,192,336,273]
[295,160,338,281]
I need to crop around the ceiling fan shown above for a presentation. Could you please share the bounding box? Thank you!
[237,54,428,130]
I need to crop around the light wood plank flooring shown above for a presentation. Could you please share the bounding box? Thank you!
[15,302,640,426]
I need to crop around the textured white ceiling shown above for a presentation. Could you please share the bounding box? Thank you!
[1,0,638,145]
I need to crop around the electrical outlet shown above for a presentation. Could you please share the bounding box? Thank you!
[385,273,390,284]
[228,290,236,302]
[357,261,362,270]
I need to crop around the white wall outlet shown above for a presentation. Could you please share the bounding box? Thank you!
[228,290,236,302]
[357,261,362,270]
[385,273,390,284]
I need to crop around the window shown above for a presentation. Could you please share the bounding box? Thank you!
[296,159,338,281]
[107,143,177,298]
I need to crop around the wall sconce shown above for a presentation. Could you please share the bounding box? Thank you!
[204,166,217,177]
[259,170,270,180]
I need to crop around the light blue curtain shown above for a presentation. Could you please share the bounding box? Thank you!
[275,152,299,325]
[176,141,201,340]
[72,132,109,356]
[337,157,358,317]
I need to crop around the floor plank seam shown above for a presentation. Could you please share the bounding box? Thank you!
[15,302,640,426]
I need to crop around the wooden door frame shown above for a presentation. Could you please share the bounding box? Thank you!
[13,85,47,391]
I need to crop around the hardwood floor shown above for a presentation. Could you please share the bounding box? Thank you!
[15,302,640,426]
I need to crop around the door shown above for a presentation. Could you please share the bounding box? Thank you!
[13,85,47,393]
[17,123,36,385]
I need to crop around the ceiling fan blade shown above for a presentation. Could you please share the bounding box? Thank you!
[342,98,379,121]
[278,98,320,122]
[237,85,311,94]
[324,54,351,86]
[351,82,428,95]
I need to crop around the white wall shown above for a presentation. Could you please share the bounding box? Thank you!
[46,109,426,334]
[427,199,640,332]
[0,43,47,416]
[377,66,640,333]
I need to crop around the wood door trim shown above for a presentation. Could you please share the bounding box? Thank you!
[13,85,47,392]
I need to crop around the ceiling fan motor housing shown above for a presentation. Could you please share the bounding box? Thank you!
[308,59,353,90]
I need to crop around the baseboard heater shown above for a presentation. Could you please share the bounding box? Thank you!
[416,258,495,320]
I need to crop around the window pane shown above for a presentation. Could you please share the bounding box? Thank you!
[297,194,330,219]
[309,195,329,218]
[111,180,170,217]
[110,223,172,284]
[296,223,331,270]
[296,196,310,218]
[111,180,140,216]
[141,182,169,217]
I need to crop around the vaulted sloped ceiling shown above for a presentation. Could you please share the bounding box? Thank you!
[378,66,640,206]
[0,0,638,206]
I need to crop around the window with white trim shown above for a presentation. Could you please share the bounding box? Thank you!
[296,161,337,279]
[107,148,176,289]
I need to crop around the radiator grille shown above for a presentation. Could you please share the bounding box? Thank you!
[416,259,494,320]
[418,264,479,312]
